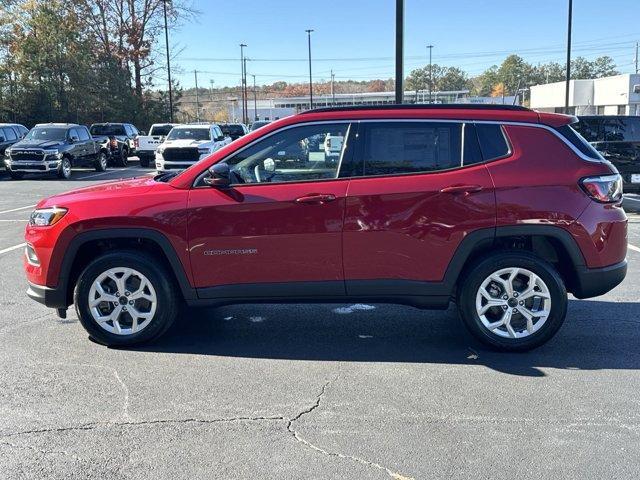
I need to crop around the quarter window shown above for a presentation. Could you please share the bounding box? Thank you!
[475,123,510,161]
[362,122,462,176]
[224,123,350,184]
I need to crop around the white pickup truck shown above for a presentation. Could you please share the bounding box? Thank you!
[155,123,231,172]
[135,123,180,167]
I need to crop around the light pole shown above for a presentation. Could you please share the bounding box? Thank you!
[162,0,173,122]
[395,0,404,104]
[565,0,573,113]
[331,70,336,104]
[194,70,200,122]
[250,74,257,121]
[427,44,433,103]
[239,43,247,123]
[305,29,314,109]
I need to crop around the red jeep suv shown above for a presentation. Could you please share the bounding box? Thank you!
[23,105,628,351]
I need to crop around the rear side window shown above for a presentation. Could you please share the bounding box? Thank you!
[362,122,462,176]
[77,127,90,141]
[2,127,17,141]
[150,125,174,136]
[475,123,510,161]
[555,125,603,160]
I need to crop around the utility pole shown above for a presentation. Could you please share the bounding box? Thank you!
[306,29,314,109]
[239,43,247,124]
[162,0,173,122]
[565,0,573,113]
[331,70,336,104]
[427,44,434,103]
[635,42,639,74]
[395,0,404,104]
[251,74,257,121]
[194,70,200,122]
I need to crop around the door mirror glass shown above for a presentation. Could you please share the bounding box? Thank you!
[204,162,231,187]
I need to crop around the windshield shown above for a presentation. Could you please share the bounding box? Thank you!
[24,127,67,141]
[150,125,175,136]
[90,124,126,136]
[166,128,210,141]
[221,125,245,136]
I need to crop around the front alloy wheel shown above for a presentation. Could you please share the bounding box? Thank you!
[58,157,72,179]
[74,251,178,346]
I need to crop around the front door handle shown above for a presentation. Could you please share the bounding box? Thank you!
[439,184,483,194]
[295,193,337,204]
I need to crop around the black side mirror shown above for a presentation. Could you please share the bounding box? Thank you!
[204,162,231,187]
[69,136,79,143]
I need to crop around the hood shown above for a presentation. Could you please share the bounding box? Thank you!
[12,139,65,150]
[162,139,210,148]
[37,176,158,208]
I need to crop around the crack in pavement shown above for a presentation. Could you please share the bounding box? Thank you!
[286,376,414,480]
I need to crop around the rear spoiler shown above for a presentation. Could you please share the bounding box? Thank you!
[536,111,578,128]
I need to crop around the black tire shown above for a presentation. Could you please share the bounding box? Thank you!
[456,250,568,352]
[95,151,108,172]
[139,156,150,168]
[57,157,72,179]
[117,148,129,167]
[73,251,179,347]
[8,170,23,180]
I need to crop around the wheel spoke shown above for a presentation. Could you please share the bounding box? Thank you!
[479,298,506,315]
[90,282,117,307]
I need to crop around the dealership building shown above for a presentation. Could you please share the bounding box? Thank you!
[530,73,640,116]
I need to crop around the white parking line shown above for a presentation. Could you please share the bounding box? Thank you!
[75,168,130,180]
[629,244,640,254]
[0,204,36,215]
[0,243,25,256]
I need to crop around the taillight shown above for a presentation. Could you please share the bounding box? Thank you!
[134,138,139,148]
[580,174,623,203]
[109,138,117,149]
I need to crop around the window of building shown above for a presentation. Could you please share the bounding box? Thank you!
[617,105,626,115]
[597,106,605,115]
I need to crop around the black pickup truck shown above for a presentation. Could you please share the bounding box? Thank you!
[89,123,140,166]
[5,123,108,180]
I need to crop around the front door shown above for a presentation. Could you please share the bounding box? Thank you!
[187,121,355,299]
[342,120,496,295]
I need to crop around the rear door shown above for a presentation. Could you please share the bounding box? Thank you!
[343,120,496,295]
[77,126,95,163]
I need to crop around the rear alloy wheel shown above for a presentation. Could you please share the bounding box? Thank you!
[95,151,108,172]
[74,251,178,346]
[57,157,72,179]
[457,251,567,351]
[118,148,129,167]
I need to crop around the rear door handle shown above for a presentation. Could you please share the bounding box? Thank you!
[439,184,483,194]
[295,193,337,204]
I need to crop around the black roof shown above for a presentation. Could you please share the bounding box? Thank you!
[301,103,531,114]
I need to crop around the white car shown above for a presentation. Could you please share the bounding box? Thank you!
[155,124,231,172]
[135,123,180,167]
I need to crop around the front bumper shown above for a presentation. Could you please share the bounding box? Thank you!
[5,158,62,173]
[27,282,68,308]
[572,259,628,299]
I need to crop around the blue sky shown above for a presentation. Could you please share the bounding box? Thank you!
[169,0,639,88]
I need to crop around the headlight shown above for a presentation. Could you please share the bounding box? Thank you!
[43,149,63,159]
[29,207,68,227]
[5,148,11,156]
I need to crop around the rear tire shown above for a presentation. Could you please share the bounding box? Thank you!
[117,148,129,167]
[74,251,179,347]
[456,251,568,352]
[139,156,150,168]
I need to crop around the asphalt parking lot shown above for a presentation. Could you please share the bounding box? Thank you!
[0,163,639,480]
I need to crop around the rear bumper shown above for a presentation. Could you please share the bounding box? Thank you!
[27,282,67,309]
[572,259,627,299]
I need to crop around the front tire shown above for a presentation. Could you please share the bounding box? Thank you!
[74,251,178,347]
[57,157,72,179]
[457,251,568,352]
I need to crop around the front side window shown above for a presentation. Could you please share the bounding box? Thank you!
[167,128,210,141]
[362,122,462,176]
[77,127,90,141]
[224,123,350,184]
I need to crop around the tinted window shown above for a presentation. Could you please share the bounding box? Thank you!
[475,124,510,161]
[149,125,174,136]
[573,118,600,142]
[77,127,90,141]
[25,127,68,141]
[167,128,210,141]
[224,123,350,184]
[2,127,17,141]
[69,128,80,140]
[556,125,603,160]
[90,124,126,136]
[362,122,462,176]
[221,124,246,136]
[601,117,640,142]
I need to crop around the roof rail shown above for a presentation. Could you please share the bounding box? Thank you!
[301,103,531,114]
